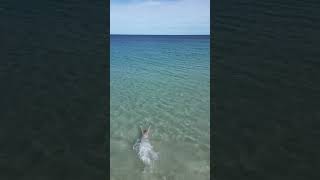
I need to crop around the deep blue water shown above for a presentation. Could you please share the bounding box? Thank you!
[214,0,320,179]
[0,1,108,179]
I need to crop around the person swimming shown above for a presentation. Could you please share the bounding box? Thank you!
[133,126,159,168]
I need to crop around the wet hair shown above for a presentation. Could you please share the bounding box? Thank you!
[143,129,147,134]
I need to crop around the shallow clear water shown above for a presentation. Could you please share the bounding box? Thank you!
[110,35,210,180]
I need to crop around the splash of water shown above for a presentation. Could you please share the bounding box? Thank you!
[133,137,159,170]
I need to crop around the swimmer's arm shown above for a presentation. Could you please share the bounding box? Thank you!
[140,126,143,134]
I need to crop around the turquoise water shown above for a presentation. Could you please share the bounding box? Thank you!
[110,35,210,180]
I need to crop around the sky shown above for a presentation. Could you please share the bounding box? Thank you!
[110,0,210,35]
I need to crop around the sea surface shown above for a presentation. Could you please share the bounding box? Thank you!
[110,35,210,180]
[1,1,108,179]
[214,0,320,179]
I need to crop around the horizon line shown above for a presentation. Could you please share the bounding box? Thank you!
[110,34,210,36]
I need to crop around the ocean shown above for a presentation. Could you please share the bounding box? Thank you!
[2,0,319,179]
[110,35,210,180]
[1,1,108,179]
[214,0,320,179]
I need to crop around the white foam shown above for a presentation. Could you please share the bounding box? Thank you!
[133,137,159,167]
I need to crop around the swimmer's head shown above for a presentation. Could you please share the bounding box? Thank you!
[141,126,151,138]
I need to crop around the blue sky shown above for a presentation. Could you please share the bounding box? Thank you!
[111,0,210,35]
